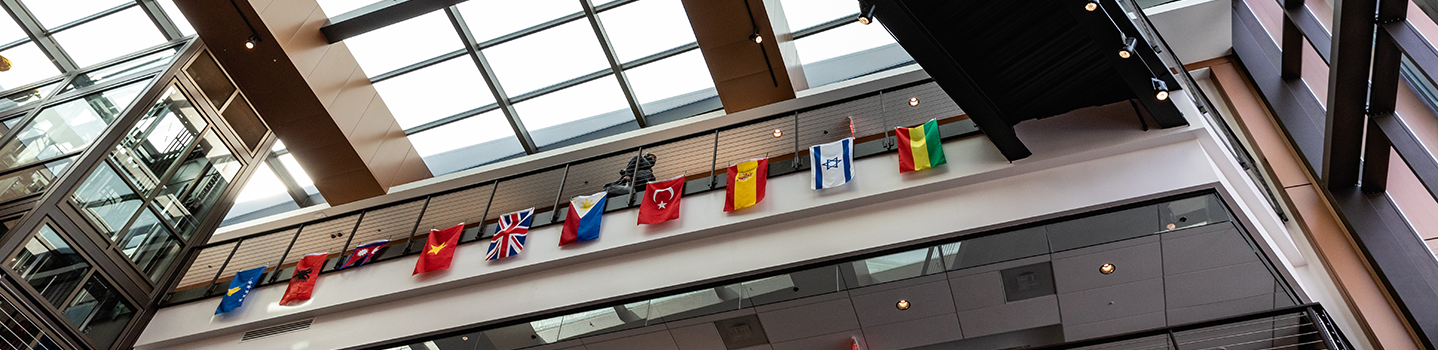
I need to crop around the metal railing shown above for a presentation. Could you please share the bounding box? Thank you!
[162,79,978,306]
[1039,304,1349,350]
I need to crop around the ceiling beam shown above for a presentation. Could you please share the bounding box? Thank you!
[1322,0,1379,190]
[320,0,467,44]
[1065,0,1185,129]
[679,0,804,113]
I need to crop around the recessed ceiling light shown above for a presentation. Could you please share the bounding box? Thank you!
[1100,263,1116,274]
[1085,0,1101,11]
[896,299,911,310]
[772,129,783,137]
[908,97,920,107]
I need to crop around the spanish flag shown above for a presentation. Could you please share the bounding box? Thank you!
[724,158,768,212]
[896,119,946,173]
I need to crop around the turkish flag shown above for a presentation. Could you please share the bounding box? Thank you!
[414,224,463,275]
[638,176,684,224]
[279,253,327,305]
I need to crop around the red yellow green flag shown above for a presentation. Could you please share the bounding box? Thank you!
[896,119,946,173]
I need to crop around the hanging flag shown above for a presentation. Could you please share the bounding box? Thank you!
[486,208,533,261]
[810,138,855,189]
[724,158,769,212]
[896,119,946,173]
[215,266,267,314]
[638,175,684,224]
[414,224,464,274]
[338,240,389,269]
[279,253,326,305]
[560,192,607,246]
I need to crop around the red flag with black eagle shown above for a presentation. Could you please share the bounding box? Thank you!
[279,253,327,305]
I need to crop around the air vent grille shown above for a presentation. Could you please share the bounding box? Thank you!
[240,318,313,343]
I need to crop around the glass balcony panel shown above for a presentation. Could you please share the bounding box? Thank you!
[0,80,148,171]
[8,224,92,307]
[512,76,633,147]
[849,246,944,287]
[625,50,716,115]
[70,163,143,240]
[117,208,182,282]
[0,156,74,204]
[51,8,168,68]
[644,283,742,323]
[482,19,609,97]
[1159,194,1231,231]
[22,0,129,29]
[373,56,494,129]
[457,0,580,44]
[599,0,695,62]
[741,265,844,307]
[947,227,1049,270]
[109,85,206,193]
[0,43,62,92]
[0,81,60,118]
[61,276,134,350]
[555,301,650,340]
[62,48,178,94]
[151,131,241,239]
[184,51,235,111]
[347,11,462,77]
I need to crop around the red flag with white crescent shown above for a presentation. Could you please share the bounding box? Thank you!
[638,176,684,224]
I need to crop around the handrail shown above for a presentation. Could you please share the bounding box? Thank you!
[1029,303,1349,350]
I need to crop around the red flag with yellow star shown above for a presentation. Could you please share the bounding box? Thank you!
[414,224,463,275]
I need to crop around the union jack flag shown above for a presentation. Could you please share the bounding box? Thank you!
[486,208,533,261]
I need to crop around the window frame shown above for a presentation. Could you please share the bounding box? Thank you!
[1,217,140,350]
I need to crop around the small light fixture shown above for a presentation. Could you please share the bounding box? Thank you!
[1100,263,1116,274]
[772,129,783,137]
[1152,77,1170,101]
[908,97,920,107]
[858,0,876,25]
[750,30,763,44]
[462,336,469,341]
[245,34,261,49]
[1119,35,1137,59]
[1085,0,1101,11]
[896,299,911,310]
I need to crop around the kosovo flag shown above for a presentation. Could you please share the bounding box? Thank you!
[216,266,267,314]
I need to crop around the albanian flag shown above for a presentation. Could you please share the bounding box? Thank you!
[279,253,327,305]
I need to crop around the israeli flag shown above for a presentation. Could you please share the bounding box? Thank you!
[810,138,855,189]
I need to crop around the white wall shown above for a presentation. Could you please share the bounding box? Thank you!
[1148,0,1233,64]
[136,94,1330,350]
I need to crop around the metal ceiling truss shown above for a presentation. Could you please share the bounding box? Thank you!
[445,5,537,154]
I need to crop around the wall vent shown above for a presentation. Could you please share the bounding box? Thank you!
[240,318,313,343]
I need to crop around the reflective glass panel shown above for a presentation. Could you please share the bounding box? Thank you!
[62,276,133,350]
[0,156,74,204]
[157,0,196,36]
[457,0,579,44]
[373,57,494,129]
[109,85,205,193]
[512,76,631,146]
[794,21,897,65]
[0,81,59,118]
[185,51,235,111]
[625,50,715,114]
[0,80,148,171]
[9,224,92,307]
[152,131,240,238]
[62,48,178,93]
[346,11,462,76]
[24,0,129,29]
[0,43,62,92]
[117,208,181,282]
[482,19,608,96]
[51,8,168,68]
[778,0,856,31]
[70,163,143,239]
[599,0,695,62]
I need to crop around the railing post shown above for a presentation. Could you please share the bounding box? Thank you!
[402,196,433,254]
[551,164,571,222]
[1165,329,1180,350]
[626,147,645,206]
[709,130,720,189]
[267,226,304,284]
[476,181,498,241]
[330,211,367,271]
[1307,306,1344,350]
[792,112,801,170]
[203,241,241,296]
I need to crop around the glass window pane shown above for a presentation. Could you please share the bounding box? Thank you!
[117,208,182,282]
[9,224,92,307]
[0,156,74,204]
[220,162,292,226]
[277,153,318,195]
[185,51,235,111]
[457,0,580,44]
[0,81,60,118]
[62,276,134,350]
[599,0,695,63]
[409,110,516,157]
[220,93,266,153]
[109,85,206,193]
[778,0,856,31]
[513,76,632,147]
[795,21,897,65]
[157,0,195,36]
[346,11,462,76]
[625,50,715,114]
[62,48,178,94]
[70,163,143,239]
[373,57,494,129]
[23,0,129,29]
[0,43,62,91]
[482,19,609,96]
[152,131,241,239]
[51,8,168,68]
[0,80,148,171]
[0,11,27,44]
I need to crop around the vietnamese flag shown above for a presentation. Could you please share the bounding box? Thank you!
[279,253,326,305]
[638,175,684,224]
[724,158,768,212]
[413,224,463,275]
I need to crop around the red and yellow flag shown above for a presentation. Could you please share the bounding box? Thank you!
[724,158,768,212]
[413,224,463,275]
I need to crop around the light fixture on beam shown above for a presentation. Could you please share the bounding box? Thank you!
[750,30,763,44]
[245,34,261,49]
[1118,35,1137,59]
[1152,77,1169,101]
[858,0,876,25]
[1085,0,1101,11]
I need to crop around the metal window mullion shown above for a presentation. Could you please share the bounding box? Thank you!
[581,0,647,127]
[0,0,77,72]
[135,0,184,41]
[446,6,537,154]
[792,13,860,40]
[405,103,500,135]
[264,154,313,207]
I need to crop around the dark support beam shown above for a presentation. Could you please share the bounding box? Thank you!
[321,0,468,44]
[868,0,1030,161]
[1371,113,1438,201]
[1331,189,1438,350]
[1387,21,1438,88]
[1285,3,1333,63]
[1280,0,1304,78]
[1321,0,1379,190]
[1363,1,1406,193]
[1067,0,1186,129]
[1362,117,1391,193]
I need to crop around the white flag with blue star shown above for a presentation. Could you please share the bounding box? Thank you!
[810,138,855,189]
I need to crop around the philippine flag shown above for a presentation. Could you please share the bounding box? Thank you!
[560,192,607,246]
